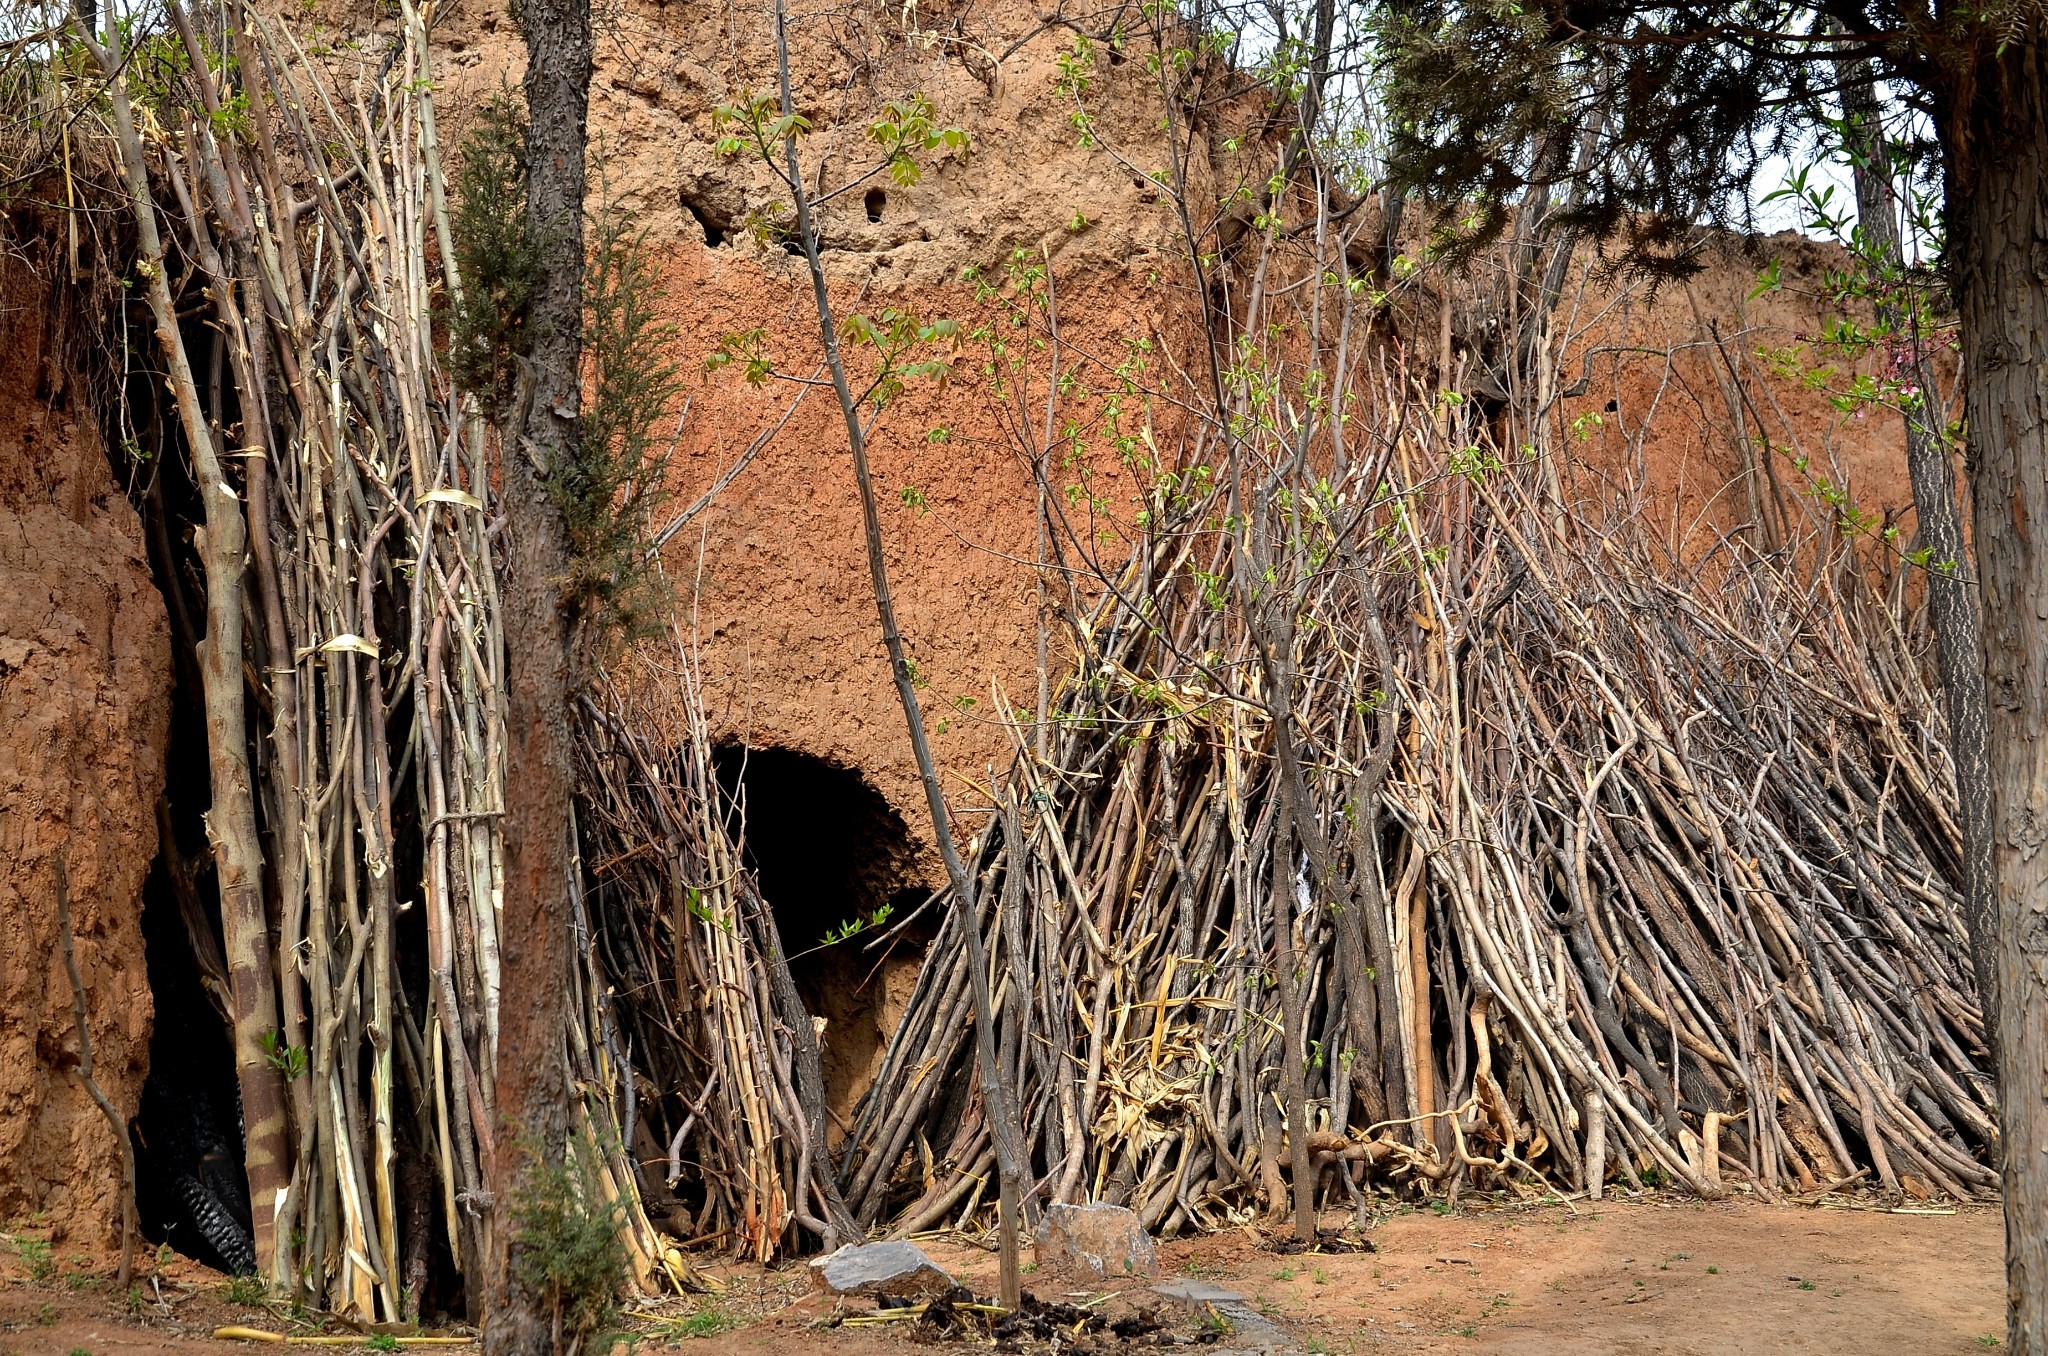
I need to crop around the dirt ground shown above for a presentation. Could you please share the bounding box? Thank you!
[0,1197,2005,1355]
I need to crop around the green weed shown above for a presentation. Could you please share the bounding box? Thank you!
[647,1306,738,1340]
[222,1275,268,1305]
[14,1237,54,1282]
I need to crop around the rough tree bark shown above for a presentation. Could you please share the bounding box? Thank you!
[1943,32,2048,1356]
[71,0,291,1282]
[1838,50,1999,1032]
[1263,790,1318,1241]
[485,0,589,1345]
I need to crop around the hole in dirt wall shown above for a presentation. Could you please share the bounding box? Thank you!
[711,745,934,1145]
[134,832,254,1276]
[117,314,259,1276]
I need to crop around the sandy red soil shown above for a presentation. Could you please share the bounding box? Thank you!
[1,1195,2004,1355]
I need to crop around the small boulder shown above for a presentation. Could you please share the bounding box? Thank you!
[808,1239,954,1299]
[1033,1201,1159,1280]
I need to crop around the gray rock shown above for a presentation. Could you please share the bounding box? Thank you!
[1211,1307,1297,1354]
[808,1240,954,1299]
[1153,1278,1297,1353]
[1034,1201,1159,1279]
[1151,1277,1248,1307]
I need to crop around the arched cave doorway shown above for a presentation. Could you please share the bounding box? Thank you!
[123,688,264,1278]
[710,745,933,1144]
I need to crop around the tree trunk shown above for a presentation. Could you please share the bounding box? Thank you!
[771,0,1027,1301]
[1945,34,2048,1356]
[1266,796,1318,1241]
[486,0,589,1347]
[1839,51,1998,1033]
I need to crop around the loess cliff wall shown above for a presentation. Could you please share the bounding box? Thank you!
[415,0,1228,878]
[411,0,1928,883]
[0,232,171,1248]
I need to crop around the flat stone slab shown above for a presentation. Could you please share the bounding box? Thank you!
[1152,1278,1296,1353]
[1152,1278,1248,1307]
[1034,1201,1159,1279]
[808,1240,953,1299]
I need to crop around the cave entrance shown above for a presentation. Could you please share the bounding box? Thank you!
[133,832,254,1277]
[110,294,259,1278]
[128,625,258,1276]
[710,745,933,1145]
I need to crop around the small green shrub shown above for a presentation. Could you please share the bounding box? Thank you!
[509,1139,627,1351]
[448,91,537,420]
[649,1306,738,1340]
[448,99,678,659]
[14,1237,54,1282]
[562,189,679,650]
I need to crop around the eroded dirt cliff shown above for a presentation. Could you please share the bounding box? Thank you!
[410,0,1221,882]
[421,0,1924,880]
[0,239,170,1248]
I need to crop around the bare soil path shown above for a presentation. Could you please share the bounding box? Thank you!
[1,1198,2003,1355]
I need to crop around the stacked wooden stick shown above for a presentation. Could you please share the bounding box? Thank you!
[590,398,1993,1258]
[22,0,1995,1292]
[22,0,681,1315]
[819,432,1994,1231]
[574,644,855,1263]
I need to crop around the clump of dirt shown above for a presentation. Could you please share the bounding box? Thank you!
[827,1285,1174,1352]
[0,230,170,1248]
[912,1287,1167,1351]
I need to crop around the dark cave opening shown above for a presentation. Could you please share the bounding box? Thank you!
[682,197,727,248]
[133,836,254,1277]
[710,744,934,1143]
[863,187,887,223]
[116,405,453,1308]
[115,302,260,1278]
[111,305,447,1305]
